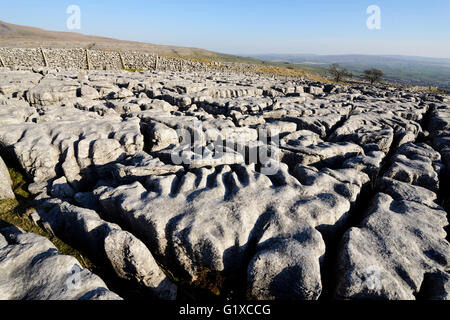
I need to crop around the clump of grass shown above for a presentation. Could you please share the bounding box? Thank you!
[305,73,350,85]
[8,167,30,199]
[191,266,224,297]
[426,88,447,94]
[160,263,227,300]
[252,65,306,77]
[0,199,18,215]
[122,68,143,73]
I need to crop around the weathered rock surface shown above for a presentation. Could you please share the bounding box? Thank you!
[384,143,441,192]
[0,118,143,185]
[343,151,385,178]
[0,69,42,98]
[0,155,14,199]
[26,80,78,106]
[0,226,122,300]
[429,104,450,187]
[247,223,325,300]
[96,163,368,299]
[336,193,450,300]
[0,66,448,301]
[108,151,183,183]
[141,120,180,152]
[335,134,450,300]
[33,201,177,299]
[0,97,37,124]
[329,104,423,152]
[281,130,323,149]
[281,141,364,168]
[376,177,441,209]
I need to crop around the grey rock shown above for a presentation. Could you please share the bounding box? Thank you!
[0,69,42,98]
[236,115,266,127]
[307,86,324,95]
[384,143,441,192]
[79,85,100,99]
[285,113,343,138]
[91,139,126,166]
[0,118,143,183]
[35,201,177,299]
[281,142,364,168]
[247,221,325,300]
[104,230,177,300]
[255,121,298,140]
[96,164,367,298]
[343,151,385,178]
[0,226,122,300]
[141,121,179,152]
[0,155,14,199]
[109,151,183,182]
[336,193,450,300]
[26,81,78,106]
[281,130,323,149]
[74,192,99,210]
[0,101,37,124]
[331,127,394,153]
[34,105,105,123]
[0,234,7,248]
[50,176,75,200]
[28,181,49,195]
[137,98,177,112]
[182,144,245,169]
[376,177,440,209]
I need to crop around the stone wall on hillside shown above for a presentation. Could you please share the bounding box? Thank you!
[0,47,249,73]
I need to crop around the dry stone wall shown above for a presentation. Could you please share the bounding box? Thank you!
[0,47,237,73]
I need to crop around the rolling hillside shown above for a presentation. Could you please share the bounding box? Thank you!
[252,54,450,89]
[0,20,242,61]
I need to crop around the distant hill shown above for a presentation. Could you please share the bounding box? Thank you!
[0,20,246,62]
[251,54,450,89]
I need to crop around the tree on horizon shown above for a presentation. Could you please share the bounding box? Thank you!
[328,63,352,82]
[364,68,384,85]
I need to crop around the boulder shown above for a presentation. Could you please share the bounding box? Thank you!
[343,151,385,178]
[384,143,441,192]
[281,130,323,148]
[35,201,177,299]
[78,85,100,99]
[0,226,122,300]
[0,156,14,199]
[281,142,364,168]
[50,176,75,200]
[26,81,78,106]
[336,193,450,300]
[96,164,368,299]
[141,121,179,152]
[0,118,143,183]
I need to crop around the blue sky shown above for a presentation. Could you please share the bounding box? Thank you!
[1,0,449,58]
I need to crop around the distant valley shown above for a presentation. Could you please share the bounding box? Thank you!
[250,54,450,89]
